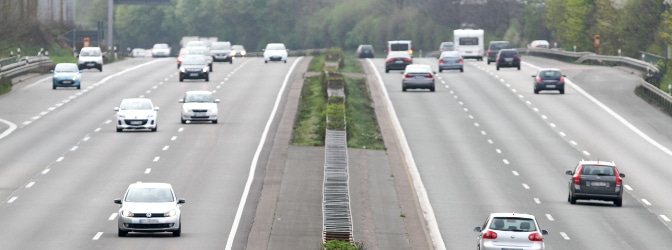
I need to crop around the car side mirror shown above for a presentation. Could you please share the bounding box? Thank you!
[531,75,536,78]
[114,107,119,111]
[562,75,567,77]
[473,226,481,232]
[178,199,186,204]
[541,229,548,235]
[433,71,437,74]
[565,170,573,175]
[619,173,625,178]
[50,70,54,73]
[178,99,184,103]
[114,199,122,204]
[79,70,83,73]
[154,107,160,111]
[215,99,221,103]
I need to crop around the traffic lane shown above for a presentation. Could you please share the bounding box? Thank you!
[435,59,672,249]
[493,57,672,230]
[0,57,290,248]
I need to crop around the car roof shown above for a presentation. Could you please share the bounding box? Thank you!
[580,160,616,166]
[127,182,173,189]
[121,98,152,103]
[440,51,460,57]
[490,41,509,44]
[186,90,213,95]
[405,64,432,71]
[489,212,536,219]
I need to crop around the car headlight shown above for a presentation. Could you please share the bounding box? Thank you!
[121,210,134,217]
[202,67,208,72]
[179,67,186,73]
[72,75,79,81]
[230,51,235,56]
[241,51,246,56]
[117,115,125,119]
[182,107,191,113]
[164,209,177,217]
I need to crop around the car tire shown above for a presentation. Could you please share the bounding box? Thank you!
[430,86,435,92]
[284,60,287,63]
[385,68,390,73]
[460,68,464,73]
[205,76,209,82]
[179,77,184,82]
[559,88,565,94]
[614,198,623,207]
[439,69,443,73]
[229,60,233,64]
[517,66,521,70]
[173,225,181,237]
[402,86,406,92]
[52,85,56,90]
[487,61,490,65]
[116,127,122,132]
[209,65,213,72]
[568,193,577,204]
[151,126,157,132]
[118,229,127,237]
[77,86,81,89]
[496,66,500,71]
[264,60,268,63]
[99,66,103,72]
[181,118,186,124]
[213,119,218,124]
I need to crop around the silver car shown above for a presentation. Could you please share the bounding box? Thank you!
[474,213,548,250]
[180,91,220,124]
[114,182,185,237]
[402,64,435,92]
[438,51,463,73]
[114,98,159,132]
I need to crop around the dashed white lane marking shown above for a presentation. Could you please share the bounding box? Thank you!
[70,146,78,151]
[144,168,151,174]
[26,182,35,188]
[474,122,480,127]
[512,171,519,176]
[162,146,169,151]
[496,149,502,154]
[105,120,112,124]
[582,150,591,156]
[41,169,50,174]
[95,128,101,132]
[560,232,571,240]
[541,115,548,120]
[7,197,17,203]
[533,108,539,112]
[503,159,510,165]
[153,157,160,162]
[109,213,118,221]
[178,128,184,132]
[56,157,64,162]
[641,199,652,206]
[487,139,494,144]
[570,141,577,146]
[546,214,555,221]
[624,185,633,191]
[171,136,177,141]
[534,198,541,204]
[522,183,530,189]
[92,232,103,240]
[661,215,671,222]
[83,136,90,141]
[549,123,556,128]
[480,130,486,135]
[559,132,566,137]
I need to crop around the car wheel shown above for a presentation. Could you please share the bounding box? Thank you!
[385,68,389,73]
[439,69,443,73]
[99,66,103,72]
[173,225,181,237]
[229,60,233,64]
[614,198,623,207]
[205,76,209,82]
[116,127,122,132]
[52,85,56,90]
[213,119,218,124]
[430,87,435,92]
[517,66,521,70]
[151,126,157,132]
[402,86,406,92]
[496,66,500,71]
[179,77,184,82]
[487,61,490,65]
[77,86,81,89]
[209,65,213,72]
[181,118,186,124]
[534,87,539,94]
[284,60,287,63]
[569,193,577,204]
[460,68,464,73]
[559,88,565,94]
[264,60,268,63]
[118,229,127,237]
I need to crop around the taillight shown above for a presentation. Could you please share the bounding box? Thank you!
[386,58,394,63]
[425,74,434,79]
[559,77,564,83]
[459,59,463,64]
[528,232,543,242]
[439,59,444,64]
[403,58,412,63]
[573,166,582,185]
[615,169,622,187]
[482,230,497,239]
[487,49,491,55]
[404,74,412,78]
[535,77,542,83]
[516,55,521,60]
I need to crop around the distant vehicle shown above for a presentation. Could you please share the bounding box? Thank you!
[114,98,159,132]
[232,45,246,57]
[529,40,550,48]
[385,51,412,73]
[263,43,288,63]
[210,41,233,63]
[51,63,81,89]
[184,47,213,72]
[356,44,375,58]
[438,51,463,73]
[179,55,210,82]
[151,43,171,57]
[487,41,510,64]
[439,42,454,52]
[474,213,548,250]
[566,160,625,207]
[453,29,484,61]
[176,48,188,69]
[179,91,220,124]
[185,40,206,48]
[77,47,103,71]
[532,68,566,94]
[495,49,521,71]
[402,64,435,92]
[386,40,413,57]
[114,182,185,237]
[131,48,147,58]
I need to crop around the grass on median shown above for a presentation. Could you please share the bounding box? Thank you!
[345,76,385,150]
[292,74,327,146]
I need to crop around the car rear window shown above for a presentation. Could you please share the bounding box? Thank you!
[490,43,510,50]
[581,165,615,176]
[501,50,518,56]
[539,71,561,78]
[390,43,409,51]
[459,37,478,45]
[490,217,537,232]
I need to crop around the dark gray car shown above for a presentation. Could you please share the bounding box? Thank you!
[533,68,566,94]
[566,160,625,207]
[487,41,510,64]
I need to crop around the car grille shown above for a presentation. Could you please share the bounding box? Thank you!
[126,223,173,229]
[193,109,208,112]
[186,68,202,72]
[131,213,166,218]
[124,119,148,125]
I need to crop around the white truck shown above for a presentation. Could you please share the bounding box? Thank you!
[453,29,484,61]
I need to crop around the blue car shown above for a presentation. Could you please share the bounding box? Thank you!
[52,63,81,89]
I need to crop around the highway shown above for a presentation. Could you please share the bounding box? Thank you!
[368,56,672,249]
[1,53,672,249]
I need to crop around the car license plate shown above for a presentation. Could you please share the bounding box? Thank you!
[62,81,72,84]
[130,121,143,125]
[190,73,199,77]
[588,181,608,187]
[505,58,513,62]
[139,219,158,224]
[395,60,402,63]
[194,113,206,117]
[546,85,555,88]
[414,76,424,79]
[87,63,95,66]
[466,51,472,54]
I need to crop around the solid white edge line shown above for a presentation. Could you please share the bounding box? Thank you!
[661,215,671,222]
[225,57,303,250]
[367,59,447,250]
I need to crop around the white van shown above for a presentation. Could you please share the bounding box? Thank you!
[386,40,413,57]
[78,47,104,71]
[453,29,484,61]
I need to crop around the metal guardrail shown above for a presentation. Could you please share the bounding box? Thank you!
[518,48,660,73]
[0,56,53,79]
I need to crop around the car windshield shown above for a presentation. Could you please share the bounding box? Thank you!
[582,165,615,176]
[539,70,561,78]
[80,49,101,56]
[153,44,168,49]
[182,56,206,65]
[266,44,286,50]
[501,50,518,56]
[406,65,431,73]
[390,43,409,51]
[54,64,78,72]
[490,217,537,232]
[211,43,231,50]
[187,48,210,56]
[232,45,244,50]
[185,93,214,102]
[490,43,509,49]
[120,100,152,110]
[124,187,174,202]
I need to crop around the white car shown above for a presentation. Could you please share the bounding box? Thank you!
[77,47,103,71]
[263,43,288,63]
[114,98,159,132]
[114,182,185,237]
[151,43,171,57]
[474,213,548,250]
[179,91,219,124]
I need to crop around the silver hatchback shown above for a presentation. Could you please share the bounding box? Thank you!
[114,183,185,237]
[474,213,548,250]
[401,64,435,92]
